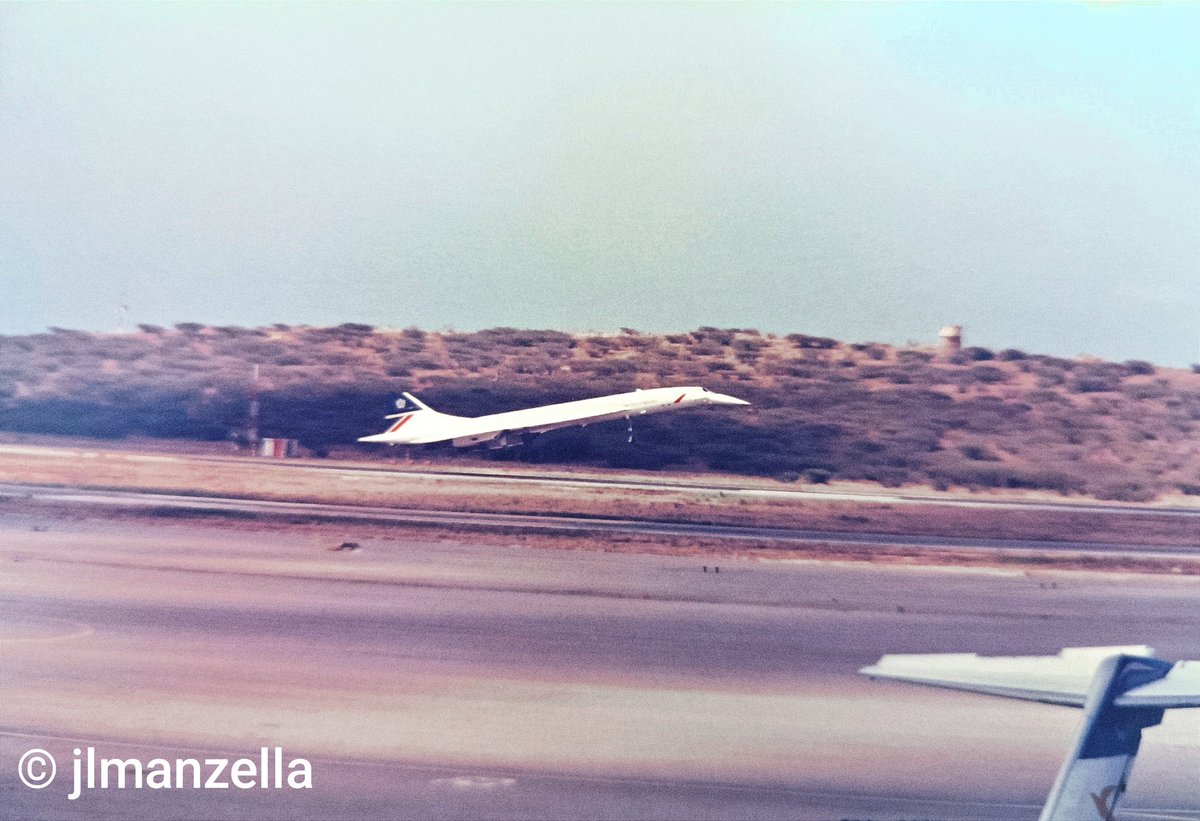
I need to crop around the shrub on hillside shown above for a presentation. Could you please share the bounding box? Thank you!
[763,359,813,379]
[1094,482,1157,503]
[733,337,767,354]
[785,333,838,350]
[969,365,1007,384]
[1069,376,1121,393]
[583,359,639,377]
[931,461,1082,493]
[857,366,892,380]
[1122,381,1170,401]
[692,327,735,346]
[958,444,997,461]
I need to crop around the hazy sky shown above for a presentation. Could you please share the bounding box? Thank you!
[1,3,1197,363]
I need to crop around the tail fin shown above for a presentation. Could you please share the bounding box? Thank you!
[1041,652,1170,821]
[357,393,437,442]
[862,647,1195,821]
[389,392,431,416]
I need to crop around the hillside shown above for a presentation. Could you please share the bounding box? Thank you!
[3,323,1200,500]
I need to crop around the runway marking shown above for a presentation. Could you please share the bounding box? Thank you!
[0,446,90,459]
[0,446,72,457]
[0,622,93,645]
[430,775,517,790]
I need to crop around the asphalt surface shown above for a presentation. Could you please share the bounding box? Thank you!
[2,508,1200,820]
[5,483,1200,565]
[7,441,1200,518]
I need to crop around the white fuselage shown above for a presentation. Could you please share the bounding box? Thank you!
[358,386,749,447]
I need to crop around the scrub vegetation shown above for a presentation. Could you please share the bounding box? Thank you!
[3,323,1200,500]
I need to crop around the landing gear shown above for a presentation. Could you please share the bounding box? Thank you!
[486,431,525,449]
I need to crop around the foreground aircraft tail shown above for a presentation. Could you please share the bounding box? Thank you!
[862,646,1200,821]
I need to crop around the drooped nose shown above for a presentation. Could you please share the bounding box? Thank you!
[707,392,750,406]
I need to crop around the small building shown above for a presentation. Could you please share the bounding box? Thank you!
[938,325,963,352]
[259,438,299,458]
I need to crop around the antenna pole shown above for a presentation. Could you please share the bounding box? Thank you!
[248,363,260,452]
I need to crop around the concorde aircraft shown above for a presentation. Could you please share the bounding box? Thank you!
[358,386,750,448]
[861,645,1200,821]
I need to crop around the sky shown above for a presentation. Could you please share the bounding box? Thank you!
[1,2,1197,364]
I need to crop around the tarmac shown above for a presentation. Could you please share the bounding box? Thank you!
[2,508,1198,819]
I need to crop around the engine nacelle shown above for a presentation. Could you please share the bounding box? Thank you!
[451,432,501,448]
[451,431,524,449]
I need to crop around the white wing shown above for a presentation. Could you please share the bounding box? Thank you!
[860,645,1155,707]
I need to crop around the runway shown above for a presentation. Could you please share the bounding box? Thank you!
[5,482,1200,564]
[6,441,1200,518]
[2,507,1199,819]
